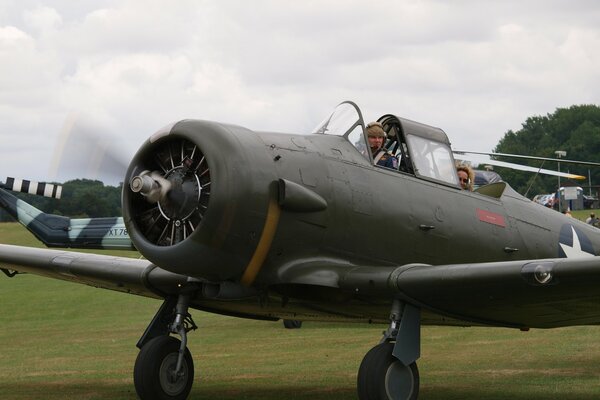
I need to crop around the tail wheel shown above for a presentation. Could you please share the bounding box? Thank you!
[357,342,419,400]
[134,335,194,400]
[132,138,210,246]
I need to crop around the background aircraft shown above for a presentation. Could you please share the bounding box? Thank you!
[454,150,592,181]
[0,178,133,250]
[2,101,600,400]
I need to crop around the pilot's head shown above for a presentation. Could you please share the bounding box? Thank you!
[456,163,474,191]
[366,122,386,153]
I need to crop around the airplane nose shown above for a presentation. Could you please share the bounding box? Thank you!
[122,119,278,282]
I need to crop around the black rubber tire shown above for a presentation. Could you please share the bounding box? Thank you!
[357,342,419,400]
[134,335,194,400]
[283,319,303,329]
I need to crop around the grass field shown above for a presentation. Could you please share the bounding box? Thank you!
[2,222,600,399]
[572,208,600,221]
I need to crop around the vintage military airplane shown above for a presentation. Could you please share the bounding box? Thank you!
[2,101,600,400]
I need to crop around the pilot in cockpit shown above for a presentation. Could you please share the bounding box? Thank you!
[366,122,398,169]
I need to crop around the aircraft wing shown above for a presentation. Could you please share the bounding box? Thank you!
[276,256,600,328]
[387,257,600,329]
[454,154,586,180]
[0,243,188,298]
[454,150,600,167]
[4,241,600,331]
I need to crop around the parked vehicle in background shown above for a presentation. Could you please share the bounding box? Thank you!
[583,195,599,209]
[532,194,546,204]
[533,193,555,208]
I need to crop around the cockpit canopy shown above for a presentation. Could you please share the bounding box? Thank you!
[313,101,460,188]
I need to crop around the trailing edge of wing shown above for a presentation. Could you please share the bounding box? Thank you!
[0,244,188,298]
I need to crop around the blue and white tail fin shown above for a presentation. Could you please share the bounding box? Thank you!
[0,179,134,251]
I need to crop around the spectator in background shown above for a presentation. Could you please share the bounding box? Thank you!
[587,212,599,226]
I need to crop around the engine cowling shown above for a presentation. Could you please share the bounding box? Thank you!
[122,120,277,282]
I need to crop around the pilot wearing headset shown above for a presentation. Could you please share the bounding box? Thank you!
[366,122,398,169]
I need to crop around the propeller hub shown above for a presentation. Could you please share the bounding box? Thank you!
[158,167,201,221]
[130,173,156,194]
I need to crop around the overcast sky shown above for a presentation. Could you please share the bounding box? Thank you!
[1,0,599,184]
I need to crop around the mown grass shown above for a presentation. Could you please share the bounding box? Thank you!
[2,222,600,399]
[571,208,600,222]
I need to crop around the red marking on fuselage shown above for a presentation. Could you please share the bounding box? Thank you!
[476,208,506,227]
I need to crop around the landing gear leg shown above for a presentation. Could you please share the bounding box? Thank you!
[134,293,198,400]
[357,300,421,400]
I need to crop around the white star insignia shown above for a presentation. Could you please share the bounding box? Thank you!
[559,226,595,258]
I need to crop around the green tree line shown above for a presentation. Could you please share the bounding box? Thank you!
[0,179,122,222]
[492,104,600,197]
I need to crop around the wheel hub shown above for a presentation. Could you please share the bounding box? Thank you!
[159,353,188,396]
[385,361,416,399]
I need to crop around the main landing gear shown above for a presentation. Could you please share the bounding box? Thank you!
[134,293,198,400]
[357,300,421,400]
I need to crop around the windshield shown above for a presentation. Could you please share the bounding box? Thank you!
[312,101,369,160]
[313,101,364,136]
[406,134,458,185]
